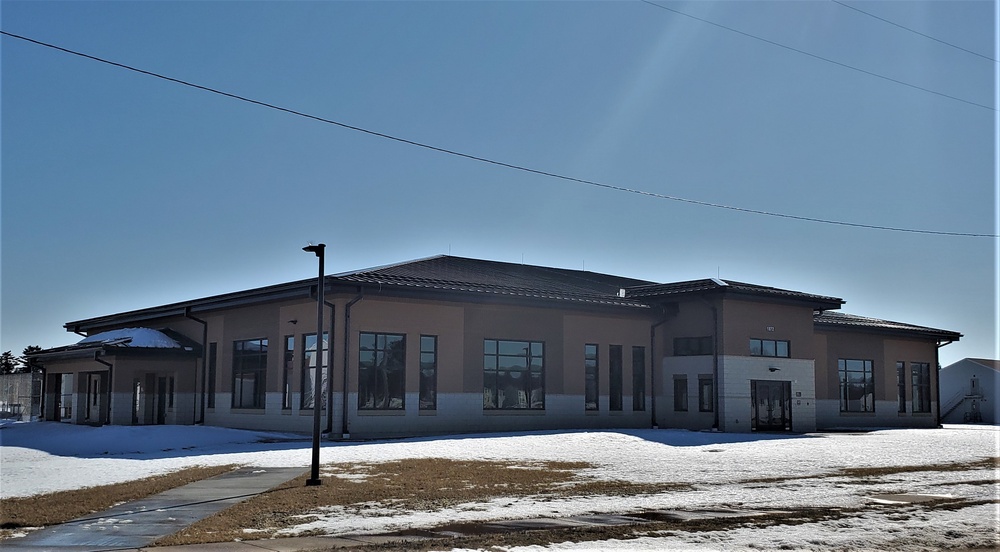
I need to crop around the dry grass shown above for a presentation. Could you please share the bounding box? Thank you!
[836,457,999,478]
[742,457,1000,485]
[0,464,237,539]
[5,455,997,550]
[156,458,692,546]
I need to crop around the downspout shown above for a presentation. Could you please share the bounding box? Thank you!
[698,294,722,430]
[935,339,954,427]
[649,309,670,429]
[711,302,720,430]
[94,352,113,425]
[324,299,336,434]
[341,290,364,438]
[185,308,208,424]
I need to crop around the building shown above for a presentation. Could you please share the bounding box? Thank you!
[940,358,999,424]
[0,372,42,421]
[29,255,961,437]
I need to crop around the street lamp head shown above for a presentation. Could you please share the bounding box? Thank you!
[303,243,326,256]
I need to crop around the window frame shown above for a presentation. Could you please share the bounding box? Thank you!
[483,339,545,410]
[896,361,906,413]
[282,335,294,410]
[632,346,646,411]
[609,345,623,411]
[207,342,217,409]
[674,336,713,356]
[232,338,268,409]
[301,332,330,411]
[419,335,438,411]
[838,358,875,413]
[673,376,688,412]
[584,344,599,411]
[911,362,931,413]
[698,377,714,412]
[358,332,406,411]
[750,338,790,358]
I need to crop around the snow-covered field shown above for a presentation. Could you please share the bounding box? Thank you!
[1,421,997,551]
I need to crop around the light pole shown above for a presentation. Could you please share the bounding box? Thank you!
[302,243,325,486]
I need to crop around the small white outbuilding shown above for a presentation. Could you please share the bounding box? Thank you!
[940,358,999,425]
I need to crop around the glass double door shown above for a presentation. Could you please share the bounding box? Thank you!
[751,379,792,431]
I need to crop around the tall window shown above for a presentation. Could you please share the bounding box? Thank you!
[896,361,906,413]
[839,359,874,412]
[609,345,623,411]
[419,335,437,410]
[911,362,931,413]
[698,377,714,412]
[207,342,217,408]
[673,377,688,411]
[584,344,598,411]
[283,336,294,410]
[632,346,646,411]
[358,333,405,410]
[674,336,713,356]
[483,339,544,410]
[750,338,790,358]
[301,332,329,410]
[233,338,268,409]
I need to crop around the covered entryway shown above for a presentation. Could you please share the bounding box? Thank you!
[751,379,792,431]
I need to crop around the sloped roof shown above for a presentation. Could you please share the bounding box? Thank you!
[814,311,961,341]
[333,255,655,307]
[626,278,844,309]
[967,358,1000,372]
[61,255,871,334]
[79,328,189,349]
[31,327,202,361]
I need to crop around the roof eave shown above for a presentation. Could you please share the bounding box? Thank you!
[814,321,962,343]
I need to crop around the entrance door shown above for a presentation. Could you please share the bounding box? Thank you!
[85,373,102,423]
[751,380,792,431]
[58,374,74,422]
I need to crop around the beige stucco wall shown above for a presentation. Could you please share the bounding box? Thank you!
[815,328,939,429]
[720,298,817,359]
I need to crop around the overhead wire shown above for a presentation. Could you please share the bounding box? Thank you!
[1,29,996,239]
[640,1,996,112]
[830,0,997,63]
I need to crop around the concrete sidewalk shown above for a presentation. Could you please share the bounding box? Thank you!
[5,466,306,551]
[5,467,774,552]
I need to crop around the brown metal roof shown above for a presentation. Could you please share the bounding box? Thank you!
[814,311,961,341]
[626,278,844,309]
[333,255,655,308]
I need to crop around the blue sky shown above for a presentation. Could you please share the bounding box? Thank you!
[2,0,996,367]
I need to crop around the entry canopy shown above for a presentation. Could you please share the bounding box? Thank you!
[78,328,188,349]
[30,327,201,362]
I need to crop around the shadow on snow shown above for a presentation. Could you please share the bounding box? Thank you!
[0,420,821,461]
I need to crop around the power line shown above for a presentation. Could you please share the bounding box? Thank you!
[640,1,996,112]
[2,30,996,239]
[831,0,997,63]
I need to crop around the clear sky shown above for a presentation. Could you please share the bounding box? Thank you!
[2,1,996,367]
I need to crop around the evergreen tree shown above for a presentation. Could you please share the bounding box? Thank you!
[0,351,17,374]
[20,346,42,373]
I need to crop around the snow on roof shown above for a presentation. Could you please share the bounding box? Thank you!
[78,328,184,349]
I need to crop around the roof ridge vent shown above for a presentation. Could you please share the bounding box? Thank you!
[711,278,728,287]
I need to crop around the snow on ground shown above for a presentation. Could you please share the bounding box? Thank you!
[1,421,997,550]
